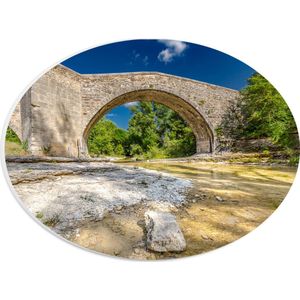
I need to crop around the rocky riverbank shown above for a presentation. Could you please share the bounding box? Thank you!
[123,151,299,166]
[7,162,192,235]
[6,160,296,259]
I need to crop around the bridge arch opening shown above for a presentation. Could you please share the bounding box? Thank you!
[6,127,22,144]
[82,90,214,157]
[5,127,27,156]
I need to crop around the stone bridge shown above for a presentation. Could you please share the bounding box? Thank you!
[8,65,239,157]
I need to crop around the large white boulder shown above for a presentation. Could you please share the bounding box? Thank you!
[144,211,186,252]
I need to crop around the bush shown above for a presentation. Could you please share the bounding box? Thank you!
[289,155,299,166]
[144,146,166,159]
[114,144,124,156]
[88,118,127,156]
[218,73,298,150]
[130,144,143,156]
[6,127,21,144]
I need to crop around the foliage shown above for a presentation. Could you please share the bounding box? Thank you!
[114,144,124,156]
[43,214,60,227]
[87,102,196,159]
[21,140,29,151]
[5,127,29,156]
[288,154,299,166]
[88,118,128,156]
[35,212,44,219]
[127,102,160,154]
[126,102,196,158]
[6,127,21,144]
[41,144,51,154]
[164,127,196,157]
[219,73,299,148]
[129,144,144,156]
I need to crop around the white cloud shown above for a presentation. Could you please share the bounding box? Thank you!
[158,49,173,63]
[130,51,149,66]
[157,40,188,63]
[124,101,138,108]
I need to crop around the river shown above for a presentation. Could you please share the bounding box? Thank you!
[69,161,297,259]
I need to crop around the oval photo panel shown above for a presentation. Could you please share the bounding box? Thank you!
[4,39,299,259]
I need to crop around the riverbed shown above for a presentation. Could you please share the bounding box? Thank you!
[7,160,297,259]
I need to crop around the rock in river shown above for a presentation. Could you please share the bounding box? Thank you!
[215,196,224,202]
[144,211,186,252]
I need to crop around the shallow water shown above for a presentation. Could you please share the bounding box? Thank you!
[70,162,297,259]
[126,162,296,206]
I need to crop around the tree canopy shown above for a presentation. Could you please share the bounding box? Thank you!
[88,118,128,156]
[87,102,196,158]
[219,73,298,148]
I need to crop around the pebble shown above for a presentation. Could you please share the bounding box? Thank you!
[216,196,224,202]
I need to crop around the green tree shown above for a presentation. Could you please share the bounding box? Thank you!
[127,102,160,153]
[127,102,196,158]
[241,73,298,147]
[88,118,127,156]
[152,103,196,156]
[114,144,124,155]
[88,102,197,159]
[219,73,298,148]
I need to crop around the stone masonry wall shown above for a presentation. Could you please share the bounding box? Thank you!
[80,71,240,153]
[8,102,22,141]
[81,72,239,135]
[29,66,82,156]
[9,65,240,157]
[20,88,32,142]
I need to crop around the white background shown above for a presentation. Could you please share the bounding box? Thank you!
[0,1,299,299]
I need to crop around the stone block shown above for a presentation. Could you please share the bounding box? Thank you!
[144,210,186,252]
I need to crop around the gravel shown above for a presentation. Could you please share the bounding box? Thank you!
[7,162,192,233]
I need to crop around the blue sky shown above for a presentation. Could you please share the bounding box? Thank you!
[62,39,255,129]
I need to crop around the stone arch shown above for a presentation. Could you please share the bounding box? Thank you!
[82,89,215,156]
[14,66,239,158]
